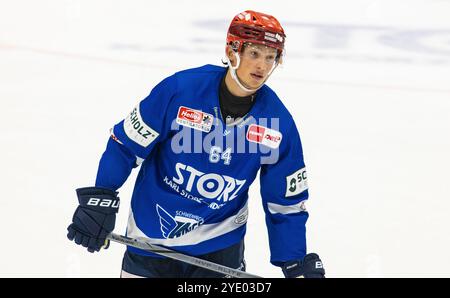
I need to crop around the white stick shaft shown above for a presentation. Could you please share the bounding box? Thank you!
[107,233,262,278]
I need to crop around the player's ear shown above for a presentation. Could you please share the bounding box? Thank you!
[226,46,235,64]
[276,50,284,65]
[277,55,283,65]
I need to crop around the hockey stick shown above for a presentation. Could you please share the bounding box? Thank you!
[106,233,262,278]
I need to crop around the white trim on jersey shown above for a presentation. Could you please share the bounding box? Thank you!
[120,270,145,278]
[135,156,144,166]
[267,200,307,215]
[126,202,248,247]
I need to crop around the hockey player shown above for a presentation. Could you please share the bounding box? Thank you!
[67,10,325,278]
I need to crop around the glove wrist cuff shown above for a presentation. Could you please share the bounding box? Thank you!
[282,260,303,278]
[76,187,120,213]
[282,253,325,278]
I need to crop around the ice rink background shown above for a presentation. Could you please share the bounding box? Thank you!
[1,0,450,277]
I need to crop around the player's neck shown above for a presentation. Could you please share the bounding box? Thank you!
[224,70,255,98]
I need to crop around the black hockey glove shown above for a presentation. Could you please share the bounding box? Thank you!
[282,253,325,278]
[67,187,120,253]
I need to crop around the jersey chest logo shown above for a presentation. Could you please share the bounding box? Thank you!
[246,124,282,149]
[176,106,213,133]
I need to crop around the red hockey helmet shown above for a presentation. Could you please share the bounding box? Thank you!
[226,10,286,55]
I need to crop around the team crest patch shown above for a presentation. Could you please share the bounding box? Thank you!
[156,204,204,239]
[176,106,213,133]
[246,124,282,149]
[234,208,248,225]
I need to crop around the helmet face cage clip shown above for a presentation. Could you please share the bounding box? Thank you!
[230,40,241,52]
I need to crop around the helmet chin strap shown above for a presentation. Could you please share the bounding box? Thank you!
[225,51,278,94]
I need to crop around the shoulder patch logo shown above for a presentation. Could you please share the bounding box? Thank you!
[246,124,282,149]
[285,167,308,197]
[123,105,159,147]
[176,106,213,133]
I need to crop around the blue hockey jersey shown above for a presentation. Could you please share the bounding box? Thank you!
[95,65,309,266]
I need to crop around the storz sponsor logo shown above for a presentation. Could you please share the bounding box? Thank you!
[176,106,213,133]
[123,105,159,147]
[246,124,282,149]
[173,162,246,203]
[87,198,120,208]
[285,167,308,197]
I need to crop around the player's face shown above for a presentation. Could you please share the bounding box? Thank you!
[237,43,278,89]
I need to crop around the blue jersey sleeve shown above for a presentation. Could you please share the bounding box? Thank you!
[95,137,137,190]
[95,75,177,190]
[260,119,309,266]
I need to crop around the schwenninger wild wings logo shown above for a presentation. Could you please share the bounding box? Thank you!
[156,204,205,239]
